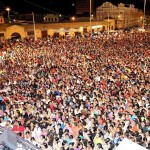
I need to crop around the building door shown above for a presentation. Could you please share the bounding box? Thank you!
[0,33,4,41]
[75,32,81,36]
[92,29,94,33]
[53,32,59,38]
[41,30,48,38]
[102,26,105,31]
[83,28,87,34]
[65,32,69,37]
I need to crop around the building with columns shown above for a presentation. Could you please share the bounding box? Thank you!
[96,2,143,29]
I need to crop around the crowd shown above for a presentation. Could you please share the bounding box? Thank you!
[0,31,150,150]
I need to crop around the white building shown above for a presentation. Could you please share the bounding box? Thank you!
[96,2,143,29]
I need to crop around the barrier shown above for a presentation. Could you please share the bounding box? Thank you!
[0,126,41,150]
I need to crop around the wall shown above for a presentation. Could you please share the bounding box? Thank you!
[47,29,55,37]
[36,29,42,38]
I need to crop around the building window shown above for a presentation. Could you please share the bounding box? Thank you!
[51,18,53,21]
[55,18,57,21]
[49,18,51,22]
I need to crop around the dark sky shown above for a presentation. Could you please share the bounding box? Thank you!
[1,0,150,15]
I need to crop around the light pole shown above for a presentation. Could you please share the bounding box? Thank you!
[143,0,146,29]
[32,12,37,41]
[105,12,110,34]
[6,7,10,23]
[129,10,130,27]
[123,10,126,28]
[90,0,92,36]
[125,4,131,28]
[108,12,110,35]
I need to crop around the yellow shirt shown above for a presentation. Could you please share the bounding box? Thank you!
[94,137,102,145]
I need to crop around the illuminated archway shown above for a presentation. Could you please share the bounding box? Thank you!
[11,32,21,39]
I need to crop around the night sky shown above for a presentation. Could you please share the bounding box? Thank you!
[0,0,150,15]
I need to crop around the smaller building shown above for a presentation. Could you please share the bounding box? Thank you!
[18,13,43,23]
[0,21,115,40]
[44,14,59,23]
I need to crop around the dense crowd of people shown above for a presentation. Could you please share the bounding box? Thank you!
[0,30,150,150]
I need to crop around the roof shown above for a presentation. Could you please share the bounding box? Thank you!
[23,21,108,30]
[0,21,109,32]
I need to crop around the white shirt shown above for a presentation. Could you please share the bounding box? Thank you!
[0,121,6,127]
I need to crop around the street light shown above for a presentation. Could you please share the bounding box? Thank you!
[105,12,110,34]
[32,12,37,41]
[6,7,10,23]
[71,17,75,21]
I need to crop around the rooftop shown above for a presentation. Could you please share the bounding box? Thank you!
[0,21,109,32]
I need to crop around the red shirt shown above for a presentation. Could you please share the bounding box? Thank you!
[19,126,25,132]
[12,125,20,132]
[50,103,54,112]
